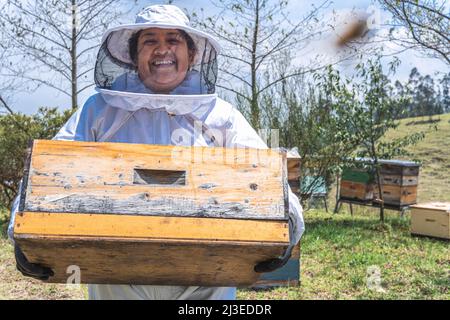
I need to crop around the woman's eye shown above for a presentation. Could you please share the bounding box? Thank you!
[168,39,180,44]
[144,40,157,45]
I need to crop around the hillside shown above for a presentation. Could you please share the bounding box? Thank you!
[385,112,450,202]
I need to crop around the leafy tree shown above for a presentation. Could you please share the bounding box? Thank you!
[255,55,363,203]
[394,68,449,120]
[0,107,74,209]
[259,54,426,221]
[437,72,450,114]
[332,57,424,221]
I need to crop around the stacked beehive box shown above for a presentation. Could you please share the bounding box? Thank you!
[14,140,292,286]
[340,159,420,207]
[339,167,375,202]
[286,149,301,197]
[375,160,420,206]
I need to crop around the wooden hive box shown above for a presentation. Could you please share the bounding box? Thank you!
[340,167,374,201]
[410,202,450,240]
[286,150,301,197]
[379,160,420,177]
[14,140,291,286]
[377,160,420,206]
[373,185,417,206]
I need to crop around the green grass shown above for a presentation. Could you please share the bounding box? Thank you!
[0,237,87,300]
[238,208,449,300]
[0,113,449,300]
[241,113,450,299]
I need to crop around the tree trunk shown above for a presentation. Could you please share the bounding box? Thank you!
[334,172,341,214]
[71,0,78,110]
[369,131,385,222]
[373,158,385,223]
[250,0,260,129]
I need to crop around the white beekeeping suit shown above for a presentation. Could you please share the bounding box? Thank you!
[8,4,304,300]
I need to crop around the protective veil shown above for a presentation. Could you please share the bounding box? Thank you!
[8,5,304,300]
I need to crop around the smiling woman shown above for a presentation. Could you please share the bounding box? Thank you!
[94,5,219,95]
[8,4,305,301]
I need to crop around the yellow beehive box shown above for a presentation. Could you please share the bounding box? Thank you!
[410,202,450,240]
[14,139,291,286]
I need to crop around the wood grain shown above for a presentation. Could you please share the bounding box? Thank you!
[15,235,288,286]
[24,140,287,220]
[380,164,420,176]
[340,180,374,201]
[16,140,294,285]
[380,174,418,186]
[374,185,417,205]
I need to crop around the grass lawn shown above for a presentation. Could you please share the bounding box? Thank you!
[0,238,87,300]
[1,206,448,300]
[238,208,449,300]
[0,114,449,300]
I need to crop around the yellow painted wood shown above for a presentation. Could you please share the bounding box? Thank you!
[340,180,374,201]
[15,212,289,243]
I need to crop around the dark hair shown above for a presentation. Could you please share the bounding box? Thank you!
[128,29,197,66]
[128,30,143,65]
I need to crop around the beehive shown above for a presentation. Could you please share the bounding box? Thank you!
[340,167,375,201]
[287,150,301,196]
[14,140,291,286]
[410,202,450,240]
[376,160,420,206]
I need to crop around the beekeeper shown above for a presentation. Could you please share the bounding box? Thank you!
[8,4,304,300]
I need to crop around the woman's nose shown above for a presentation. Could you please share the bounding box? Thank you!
[154,42,170,55]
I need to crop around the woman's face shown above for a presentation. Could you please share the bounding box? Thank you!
[136,28,194,93]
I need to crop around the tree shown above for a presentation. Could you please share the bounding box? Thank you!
[0,0,136,110]
[190,0,333,129]
[255,54,364,203]
[438,72,450,113]
[329,57,425,222]
[0,107,74,209]
[380,0,450,64]
[0,32,24,116]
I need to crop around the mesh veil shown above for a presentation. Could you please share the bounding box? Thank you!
[94,32,218,94]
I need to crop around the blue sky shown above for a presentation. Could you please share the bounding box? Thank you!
[4,0,449,114]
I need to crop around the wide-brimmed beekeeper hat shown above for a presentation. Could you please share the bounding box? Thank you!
[95,4,220,93]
